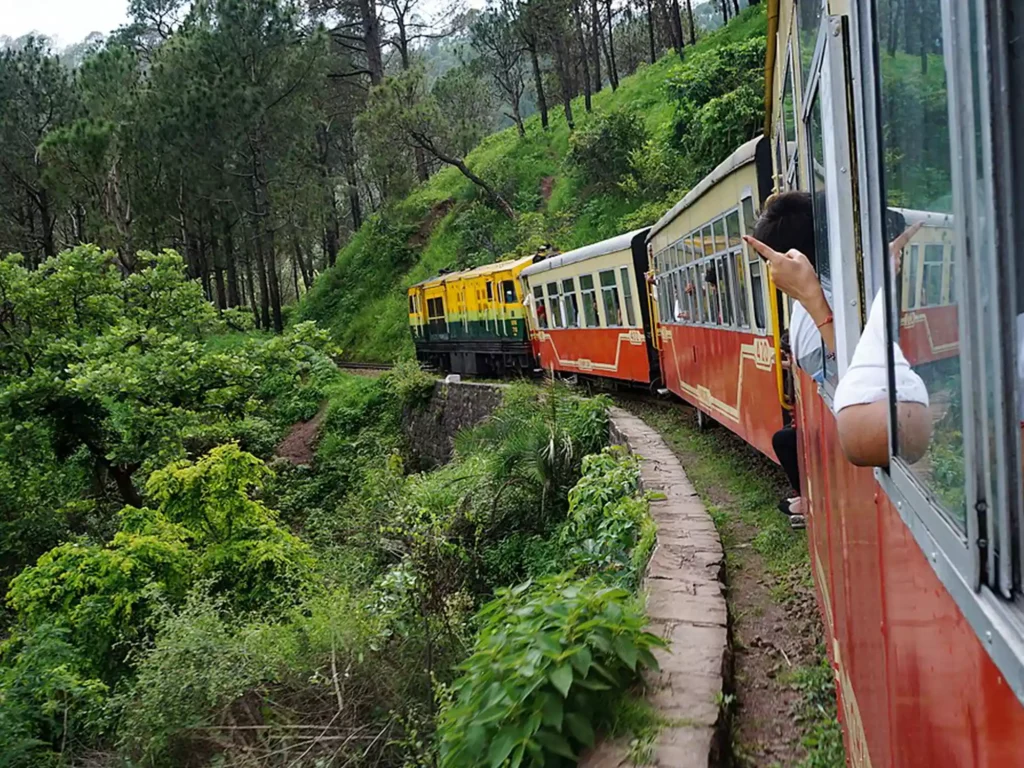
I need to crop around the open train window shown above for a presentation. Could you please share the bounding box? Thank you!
[546,282,563,328]
[579,274,600,327]
[486,281,493,301]
[502,280,516,303]
[741,197,768,333]
[532,286,548,329]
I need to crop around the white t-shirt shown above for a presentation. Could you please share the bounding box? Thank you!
[833,290,929,412]
[789,301,824,379]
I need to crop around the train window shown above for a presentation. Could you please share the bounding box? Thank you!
[599,270,623,326]
[486,281,493,301]
[876,0,967,532]
[807,89,837,384]
[546,282,564,328]
[579,274,600,327]
[502,280,517,303]
[408,296,415,314]
[705,263,721,324]
[713,219,726,254]
[660,279,671,324]
[922,244,944,307]
[725,210,741,249]
[733,251,749,328]
[533,286,548,329]
[683,266,696,323]
[717,257,733,326]
[620,267,637,327]
[702,225,714,257]
[782,58,799,187]
[692,230,703,259]
[561,278,579,328]
[798,0,822,85]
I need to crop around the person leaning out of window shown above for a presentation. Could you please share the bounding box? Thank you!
[743,224,932,467]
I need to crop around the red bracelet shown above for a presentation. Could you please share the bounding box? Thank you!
[816,313,834,329]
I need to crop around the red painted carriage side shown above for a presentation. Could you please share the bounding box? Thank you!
[657,323,784,461]
[899,304,959,367]
[529,327,652,384]
[795,369,1024,767]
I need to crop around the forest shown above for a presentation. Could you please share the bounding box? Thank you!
[0,0,770,764]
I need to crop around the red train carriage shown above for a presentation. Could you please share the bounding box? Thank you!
[519,229,659,386]
[764,0,1024,764]
[646,136,784,459]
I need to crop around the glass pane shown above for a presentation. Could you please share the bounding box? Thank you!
[782,59,799,186]
[582,288,599,327]
[706,262,721,324]
[603,286,622,326]
[808,90,836,382]
[715,257,731,325]
[749,259,766,331]
[713,219,726,253]
[580,274,594,290]
[599,270,617,288]
[692,231,703,260]
[734,251,749,328]
[620,267,636,326]
[726,210,742,248]
[503,281,516,303]
[695,267,707,322]
[799,0,823,85]
[878,0,965,529]
[922,244,945,306]
[702,226,714,257]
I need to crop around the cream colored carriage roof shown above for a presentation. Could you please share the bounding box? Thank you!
[648,136,762,240]
[519,229,648,280]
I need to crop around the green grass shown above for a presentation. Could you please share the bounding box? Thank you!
[295,6,768,361]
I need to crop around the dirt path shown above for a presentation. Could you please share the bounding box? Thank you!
[275,406,327,466]
[617,397,843,768]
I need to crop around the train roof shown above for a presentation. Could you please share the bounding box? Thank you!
[648,136,763,240]
[408,253,537,291]
[519,229,649,280]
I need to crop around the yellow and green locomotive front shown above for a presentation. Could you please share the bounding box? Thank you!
[407,255,537,376]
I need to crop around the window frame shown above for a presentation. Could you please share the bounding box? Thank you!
[620,266,637,327]
[561,277,580,328]
[599,269,622,328]
[851,0,1024,702]
[579,273,600,328]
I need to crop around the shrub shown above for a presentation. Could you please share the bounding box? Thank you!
[566,110,649,190]
[437,575,665,767]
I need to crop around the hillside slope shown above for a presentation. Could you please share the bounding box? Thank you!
[297,7,767,361]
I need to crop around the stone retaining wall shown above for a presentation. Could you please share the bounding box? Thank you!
[581,407,729,768]
[401,380,505,469]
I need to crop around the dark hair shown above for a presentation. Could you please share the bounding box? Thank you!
[752,190,816,270]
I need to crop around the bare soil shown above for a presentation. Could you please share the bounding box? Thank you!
[275,406,327,466]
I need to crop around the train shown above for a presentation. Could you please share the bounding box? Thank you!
[408,0,1024,764]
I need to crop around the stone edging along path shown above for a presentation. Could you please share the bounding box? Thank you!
[581,406,729,768]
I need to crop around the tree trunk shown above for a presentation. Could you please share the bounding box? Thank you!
[604,0,619,89]
[572,0,593,112]
[424,140,515,219]
[245,247,260,328]
[732,0,739,16]
[528,44,550,130]
[671,0,685,58]
[225,221,240,307]
[294,230,312,289]
[263,222,283,333]
[512,100,526,137]
[107,461,142,507]
[686,0,696,43]
[291,245,301,301]
[590,0,602,92]
[359,0,384,85]
[39,187,55,258]
[645,0,657,63]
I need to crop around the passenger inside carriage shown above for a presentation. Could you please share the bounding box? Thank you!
[745,209,932,470]
[750,192,822,527]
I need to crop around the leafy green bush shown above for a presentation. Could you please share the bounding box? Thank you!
[437,575,665,767]
[566,110,649,190]
[561,448,655,586]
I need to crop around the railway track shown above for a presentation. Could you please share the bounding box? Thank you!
[334,360,395,372]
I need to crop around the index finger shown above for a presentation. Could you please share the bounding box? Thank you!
[743,235,782,264]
